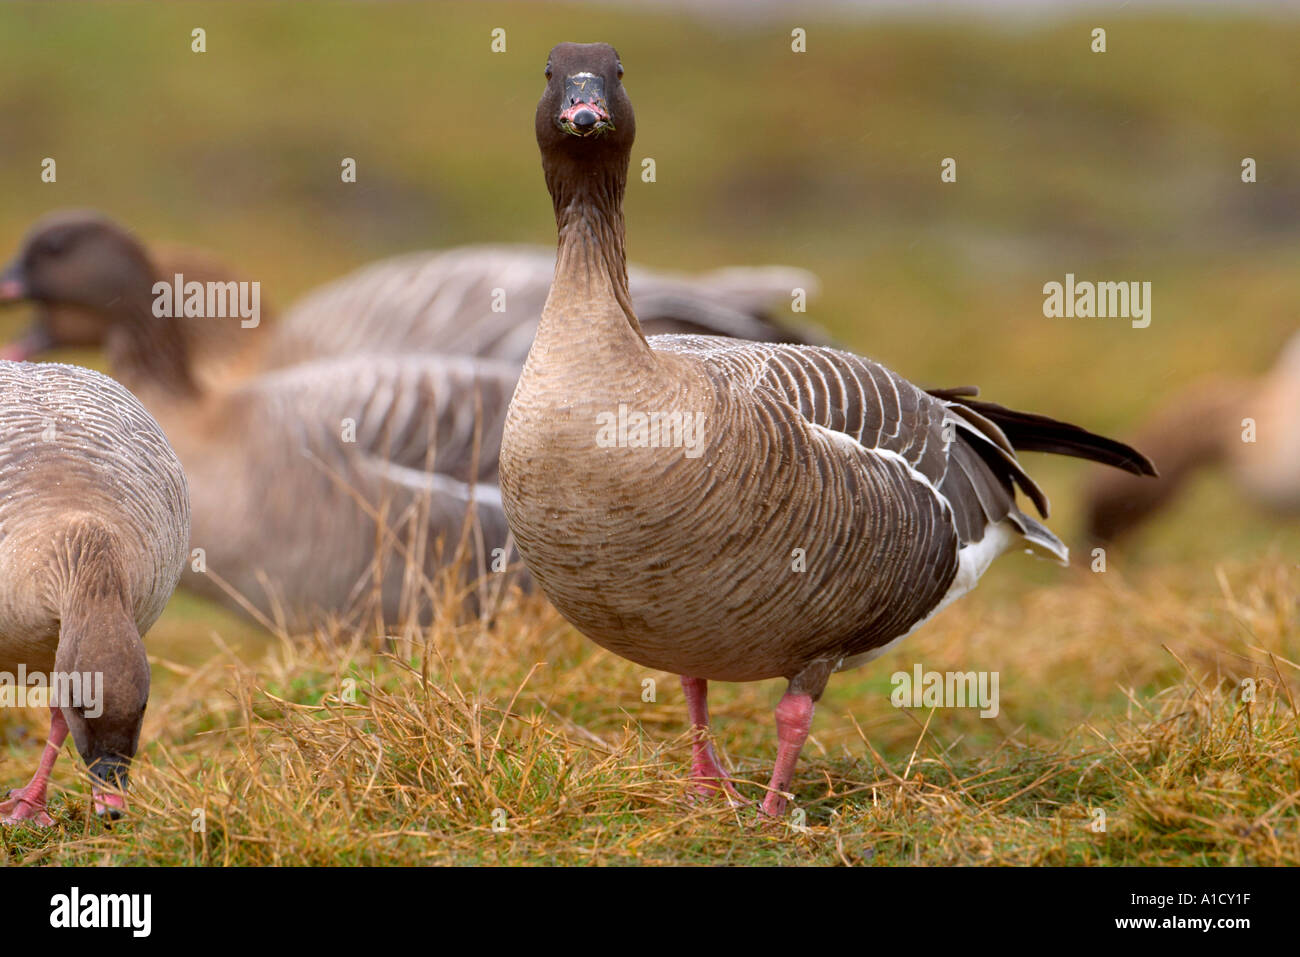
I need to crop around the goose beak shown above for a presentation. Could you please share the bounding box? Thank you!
[0,260,24,303]
[93,790,127,820]
[559,74,612,136]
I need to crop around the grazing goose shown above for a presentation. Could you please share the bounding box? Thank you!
[0,361,189,823]
[0,221,522,632]
[498,43,1157,817]
[1084,330,1300,542]
[1,211,824,379]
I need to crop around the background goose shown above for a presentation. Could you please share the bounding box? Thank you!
[0,220,522,633]
[0,361,189,824]
[0,211,825,377]
[1084,330,1300,543]
[266,244,824,366]
[499,43,1157,817]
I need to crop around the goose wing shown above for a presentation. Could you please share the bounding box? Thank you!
[652,334,1067,562]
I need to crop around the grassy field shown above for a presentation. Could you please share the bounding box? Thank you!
[0,2,1297,865]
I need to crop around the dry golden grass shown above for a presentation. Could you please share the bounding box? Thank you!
[2,547,1295,866]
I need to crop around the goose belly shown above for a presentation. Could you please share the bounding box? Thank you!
[500,422,961,683]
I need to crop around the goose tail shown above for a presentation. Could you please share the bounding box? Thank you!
[928,387,1158,478]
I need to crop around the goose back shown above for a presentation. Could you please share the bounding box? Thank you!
[0,361,189,674]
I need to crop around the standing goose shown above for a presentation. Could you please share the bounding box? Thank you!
[1,361,189,823]
[499,43,1157,816]
[1,211,824,379]
[0,219,522,632]
[1084,330,1300,543]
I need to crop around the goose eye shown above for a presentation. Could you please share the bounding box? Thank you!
[545,64,552,80]
[616,63,624,79]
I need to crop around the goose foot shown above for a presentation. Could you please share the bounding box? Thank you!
[681,675,751,806]
[759,691,815,818]
[1,707,67,828]
[0,789,55,827]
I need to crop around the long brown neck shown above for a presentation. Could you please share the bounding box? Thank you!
[536,148,648,356]
[103,269,200,400]
[53,522,150,763]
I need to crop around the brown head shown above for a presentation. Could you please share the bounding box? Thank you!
[0,211,196,395]
[536,43,635,219]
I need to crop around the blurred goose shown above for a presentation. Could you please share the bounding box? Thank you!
[1084,331,1300,542]
[0,215,268,392]
[0,361,189,823]
[267,245,823,366]
[499,43,1157,817]
[1,210,824,377]
[0,218,521,632]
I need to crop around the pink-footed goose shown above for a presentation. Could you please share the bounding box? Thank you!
[0,217,521,632]
[498,43,1157,817]
[0,361,189,823]
[1084,330,1300,542]
[1,210,824,378]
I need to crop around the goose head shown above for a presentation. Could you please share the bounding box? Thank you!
[0,211,155,361]
[536,43,635,161]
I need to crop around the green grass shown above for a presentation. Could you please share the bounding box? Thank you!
[0,3,1297,865]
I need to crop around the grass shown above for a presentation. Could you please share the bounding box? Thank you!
[0,4,1297,865]
[1,547,1295,866]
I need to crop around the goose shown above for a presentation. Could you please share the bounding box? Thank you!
[0,211,825,379]
[0,215,268,393]
[0,360,189,824]
[498,43,1157,817]
[1084,331,1300,542]
[0,218,522,632]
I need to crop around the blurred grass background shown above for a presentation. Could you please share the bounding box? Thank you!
[0,3,1296,862]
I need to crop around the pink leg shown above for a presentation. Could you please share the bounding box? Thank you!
[680,676,748,804]
[1,707,68,827]
[760,692,815,817]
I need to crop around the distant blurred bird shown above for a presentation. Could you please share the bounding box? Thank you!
[1084,331,1300,543]
[0,215,521,632]
[0,360,189,824]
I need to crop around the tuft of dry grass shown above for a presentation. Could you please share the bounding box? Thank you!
[2,549,1295,866]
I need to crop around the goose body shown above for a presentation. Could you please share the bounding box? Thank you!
[499,43,1156,816]
[0,360,189,822]
[0,217,521,632]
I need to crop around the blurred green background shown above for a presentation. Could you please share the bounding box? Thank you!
[1,2,1296,658]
